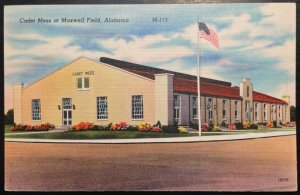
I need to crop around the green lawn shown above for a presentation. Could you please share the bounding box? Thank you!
[4,125,13,134]
[5,130,199,139]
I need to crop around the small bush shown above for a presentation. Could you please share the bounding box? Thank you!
[200,123,208,132]
[243,122,251,129]
[234,122,243,130]
[178,126,188,133]
[151,126,162,132]
[272,120,277,128]
[75,122,94,130]
[249,124,258,129]
[290,121,296,127]
[156,121,162,128]
[189,121,199,130]
[10,123,55,131]
[212,125,222,132]
[266,122,274,128]
[137,122,153,132]
[227,124,236,130]
[221,121,227,127]
[91,125,99,131]
[162,126,179,133]
[127,125,138,131]
[208,122,214,132]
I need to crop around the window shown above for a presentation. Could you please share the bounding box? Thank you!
[192,96,197,119]
[77,78,82,88]
[234,101,238,119]
[263,104,267,121]
[32,99,41,120]
[255,103,259,121]
[271,104,274,121]
[208,98,213,122]
[97,97,108,119]
[132,95,143,119]
[174,95,181,123]
[279,105,281,118]
[222,100,227,119]
[77,77,89,89]
[62,98,72,109]
[245,101,250,122]
[84,77,89,88]
[247,86,250,97]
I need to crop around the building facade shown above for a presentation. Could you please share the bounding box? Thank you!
[13,57,290,127]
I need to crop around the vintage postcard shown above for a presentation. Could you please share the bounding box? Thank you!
[4,2,297,191]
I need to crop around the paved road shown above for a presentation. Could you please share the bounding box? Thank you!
[5,135,297,191]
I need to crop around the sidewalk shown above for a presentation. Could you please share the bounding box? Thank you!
[5,131,296,144]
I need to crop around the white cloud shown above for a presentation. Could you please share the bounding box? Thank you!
[261,39,295,76]
[260,3,296,35]
[269,79,295,106]
[99,34,195,65]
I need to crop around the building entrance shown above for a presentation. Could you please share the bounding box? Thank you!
[62,98,72,126]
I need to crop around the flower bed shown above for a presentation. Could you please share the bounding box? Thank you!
[266,122,274,128]
[110,121,129,131]
[70,121,163,132]
[137,122,162,132]
[10,122,55,131]
[227,124,236,130]
[178,126,188,133]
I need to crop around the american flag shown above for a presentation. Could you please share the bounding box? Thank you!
[198,22,220,49]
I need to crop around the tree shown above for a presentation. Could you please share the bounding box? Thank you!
[290,106,296,121]
[5,109,14,125]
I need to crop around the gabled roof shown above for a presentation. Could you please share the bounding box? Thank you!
[100,57,287,104]
[100,57,232,86]
[253,91,287,104]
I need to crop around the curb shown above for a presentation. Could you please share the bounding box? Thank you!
[4,131,296,144]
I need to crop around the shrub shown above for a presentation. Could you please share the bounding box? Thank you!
[156,121,162,128]
[290,121,296,127]
[234,122,243,130]
[91,125,99,131]
[266,122,274,128]
[10,123,54,131]
[75,122,94,130]
[174,121,179,127]
[249,124,258,129]
[212,125,221,132]
[151,126,162,132]
[201,123,209,132]
[227,124,236,130]
[221,121,227,127]
[127,125,138,131]
[208,122,214,132]
[162,126,179,133]
[137,122,153,132]
[189,121,199,130]
[178,126,188,133]
[243,122,250,129]
[272,120,277,128]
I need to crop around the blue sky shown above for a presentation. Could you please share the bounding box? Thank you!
[4,3,296,112]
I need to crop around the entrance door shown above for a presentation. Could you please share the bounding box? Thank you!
[62,98,72,126]
[174,95,181,124]
[208,98,213,123]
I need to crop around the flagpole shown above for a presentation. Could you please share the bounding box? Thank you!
[197,20,202,136]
